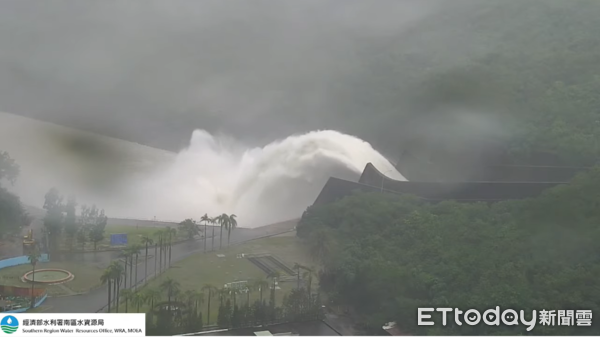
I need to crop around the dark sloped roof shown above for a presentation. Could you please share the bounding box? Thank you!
[313,163,566,206]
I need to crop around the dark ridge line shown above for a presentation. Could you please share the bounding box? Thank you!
[314,163,572,206]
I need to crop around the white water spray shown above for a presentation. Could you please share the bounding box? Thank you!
[0,113,406,227]
[135,129,406,227]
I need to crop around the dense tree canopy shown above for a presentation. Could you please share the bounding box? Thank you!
[335,0,600,169]
[297,168,600,335]
[0,151,28,236]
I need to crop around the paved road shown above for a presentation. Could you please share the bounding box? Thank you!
[43,219,297,313]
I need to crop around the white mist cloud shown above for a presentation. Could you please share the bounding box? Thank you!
[1,112,404,227]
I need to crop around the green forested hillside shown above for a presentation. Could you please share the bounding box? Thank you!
[337,0,600,166]
[298,168,600,335]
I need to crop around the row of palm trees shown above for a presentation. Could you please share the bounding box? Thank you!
[101,258,318,319]
[100,226,179,313]
[107,270,316,320]
[100,213,237,314]
[149,273,322,335]
[25,213,239,314]
[199,213,237,252]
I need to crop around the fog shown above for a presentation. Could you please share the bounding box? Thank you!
[1,112,404,226]
[0,0,512,225]
[0,0,463,151]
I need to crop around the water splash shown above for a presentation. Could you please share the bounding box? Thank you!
[134,129,406,226]
[0,112,405,227]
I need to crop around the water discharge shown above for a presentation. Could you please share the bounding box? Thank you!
[0,113,405,227]
[139,129,406,227]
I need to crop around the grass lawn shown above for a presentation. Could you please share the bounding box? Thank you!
[116,235,316,325]
[60,224,189,252]
[0,261,105,297]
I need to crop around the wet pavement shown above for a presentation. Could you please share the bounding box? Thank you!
[43,220,297,313]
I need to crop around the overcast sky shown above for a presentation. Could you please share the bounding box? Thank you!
[0,0,458,151]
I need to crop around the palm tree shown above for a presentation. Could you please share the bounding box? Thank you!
[227,214,237,246]
[252,278,269,304]
[109,261,124,313]
[153,230,161,275]
[123,245,139,290]
[168,227,177,267]
[267,271,280,307]
[200,213,210,253]
[100,266,113,312]
[183,289,195,311]
[218,214,228,249]
[217,287,229,307]
[210,217,217,251]
[202,284,218,325]
[141,236,154,284]
[159,277,181,303]
[193,291,204,314]
[143,288,161,311]
[244,285,251,307]
[27,247,41,308]
[121,289,133,313]
[227,286,241,308]
[120,250,131,289]
[131,291,146,313]
[128,244,142,289]
[154,229,165,274]
[293,263,304,290]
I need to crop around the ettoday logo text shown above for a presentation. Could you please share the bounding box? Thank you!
[418,307,593,332]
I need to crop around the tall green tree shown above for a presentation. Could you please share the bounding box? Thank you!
[0,151,24,237]
[226,214,237,246]
[201,284,218,326]
[178,218,198,240]
[143,288,161,311]
[252,278,269,305]
[100,266,113,313]
[210,217,217,251]
[159,277,181,304]
[200,213,210,253]
[167,227,177,267]
[141,235,154,283]
[217,214,229,249]
[131,290,146,313]
[0,151,19,184]
[63,196,78,251]
[109,261,124,313]
[42,188,64,256]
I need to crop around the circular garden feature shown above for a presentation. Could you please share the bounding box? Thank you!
[22,269,74,284]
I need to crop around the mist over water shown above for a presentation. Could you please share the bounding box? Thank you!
[1,112,405,227]
[137,129,406,227]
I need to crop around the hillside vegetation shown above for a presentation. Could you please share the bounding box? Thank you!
[336,0,600,167]
[298,168,600,335]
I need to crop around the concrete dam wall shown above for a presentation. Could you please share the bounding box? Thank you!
[312,163,580,206]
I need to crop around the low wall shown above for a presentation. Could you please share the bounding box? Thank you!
[0,254,49,270]
[0,254,50,312]
[34,293,48,308]
[0,290,48,313]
